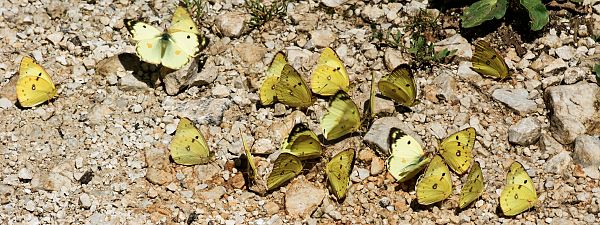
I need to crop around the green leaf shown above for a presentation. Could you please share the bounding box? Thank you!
[520,0,549,31]
[461,0,507,28]
[594,64,600,85]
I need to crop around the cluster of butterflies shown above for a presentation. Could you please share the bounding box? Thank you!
[14,4,533,217]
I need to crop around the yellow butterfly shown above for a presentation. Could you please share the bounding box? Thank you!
[16,56,57,108]
[310,47,350,96]
[369,72,376,119]
[320,91,361,141]
[274,64,316,108]
[241,129,258,182]
[500,161,538,216]
[259,52,287,105]
[458,161,484,209]
[280,123,322,160]
[415,155,453,205]
[326,149,355,200]
[125,7,206,70]
[471,40,509,79]
[267,153,303,191]
[438,127,476,174]
[387,128,430,182]
[378,64,419,107]
[169,117,213,165]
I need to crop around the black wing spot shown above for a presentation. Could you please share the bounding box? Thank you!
[187,35,191,39]
[456,151,461,156]
[31,84,36,90]
[407,140,411,145]
[432,183,438,189]
[38,72,42,76]
[513,193,519,199]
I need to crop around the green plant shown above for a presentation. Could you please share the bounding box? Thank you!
[182,0,207,23]
[245,0,288,29]
[461,0,549,31]
[371,10,455,68]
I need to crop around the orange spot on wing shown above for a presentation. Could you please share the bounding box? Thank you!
[146,43,153,48]
[175,50,182,55]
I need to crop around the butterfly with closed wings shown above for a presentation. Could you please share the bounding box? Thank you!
[16,56,58,108]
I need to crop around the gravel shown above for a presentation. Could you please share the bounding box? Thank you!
[1,0,599,224]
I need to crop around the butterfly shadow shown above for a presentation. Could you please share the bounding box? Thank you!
[116,53,161,88]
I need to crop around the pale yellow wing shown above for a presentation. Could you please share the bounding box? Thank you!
[260,52,287,105]
[458,162,484,209]
[169,117,213,165]
[386,128,429,182]
[310,47,350,96]
[320,91,361,141]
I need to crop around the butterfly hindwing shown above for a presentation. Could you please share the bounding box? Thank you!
[17,56,57,107]
[274,64,315,108]
[415,155,453,205]
[386,128,430,182]
[267,153,303,191]
[169,117,213,165]
[500,161,538,216]
[320,91,361,141]
[326,149,355,200]
[280,123,322,160]
[310,47,350,96]
[458,161,484,209]
[439,127,476,174]
[471,40,509,79]
[378,64,418,107]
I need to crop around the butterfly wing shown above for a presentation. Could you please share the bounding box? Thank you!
[241,130,258,182]
[320,91,361,141]
[439,127,476,174]
[260,52,287,105]
[415,155,453,205]
[162,33,200,69]
[458,162,484,208]
[506,161,536,192]
[168,6,200,34]
[310,47,350,96]
[267,153,303,191]
[125,20,163,65]
[17,56,57,107]
[326,149,355,199]
[378,64,418,107]
[274,64,315,108]
[280,124,322,160]
[169,117,213,165]
[471,40,509,79]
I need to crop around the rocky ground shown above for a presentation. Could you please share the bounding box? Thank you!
[1,0,600,224]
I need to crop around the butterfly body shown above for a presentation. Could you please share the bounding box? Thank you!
[17,56,57,108]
